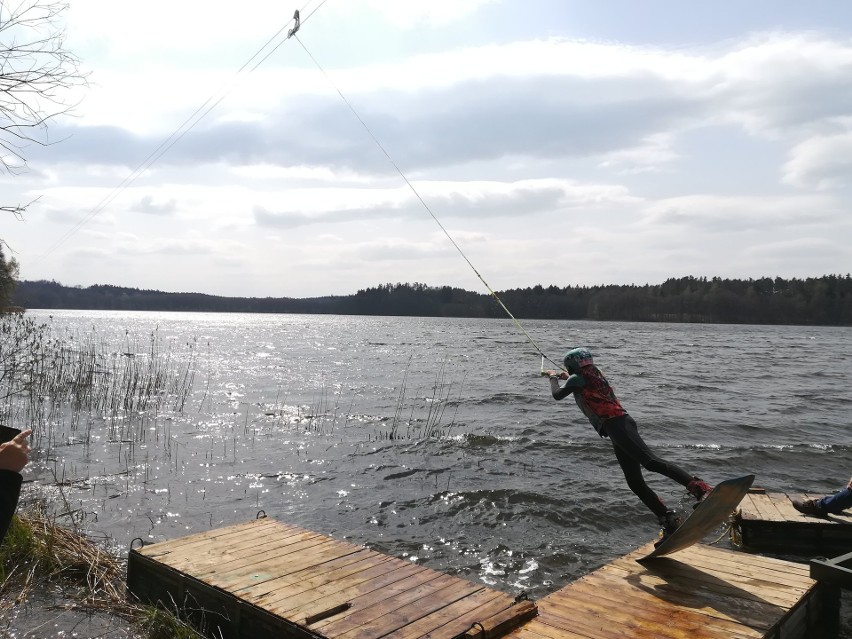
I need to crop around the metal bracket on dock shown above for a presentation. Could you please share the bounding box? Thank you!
[256,509,267,519]
[810,550,852,589]
[130,537,145,550]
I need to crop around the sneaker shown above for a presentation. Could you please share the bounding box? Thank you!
[655,510,683,547]
[791,498,826,518]
[687,477,713,503]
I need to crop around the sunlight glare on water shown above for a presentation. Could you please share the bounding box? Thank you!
[20,311,852,602]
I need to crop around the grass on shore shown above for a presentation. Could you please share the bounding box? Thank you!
[0,502,202,639]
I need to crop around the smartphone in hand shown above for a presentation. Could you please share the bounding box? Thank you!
[0,425,21,443]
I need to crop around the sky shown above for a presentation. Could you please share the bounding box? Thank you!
[2,0,852,298]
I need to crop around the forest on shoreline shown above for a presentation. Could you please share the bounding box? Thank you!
[13,274,852,326]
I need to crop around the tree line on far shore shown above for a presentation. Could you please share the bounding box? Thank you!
[11,274,852,326]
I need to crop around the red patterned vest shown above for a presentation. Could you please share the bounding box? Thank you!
[573,365,626,434]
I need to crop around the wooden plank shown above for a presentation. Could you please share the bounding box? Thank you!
[754,494,788,522]
[773,493,809,521]
[738,494,756,519]
[625,545,811,596]
[577,563,778,625]
[138,518,282,557]
[233,549,390,600]
[204,539,364,592]
[161,530,328,574]
[230,556,400,609]
[191,535,339,578]
[314,572,469,638]
[232,547,383,594]
[273,565,443,625]
[531,599,641,639]
[738,494,757,520]
[558,570,764,633]
[208,529,314,557]
[142,525,316,572]
[165,535,339,587]
[541,593,759,639]
[668,549,813,590]
[380,589,508,639]
[595,564,791,632]
[747,493,784,523]
[739,494,771,522]
[265,560,424,617]
[566,571,771,637]
[605,556,803,609]
[333,579,487,639]
[509,618,594,639]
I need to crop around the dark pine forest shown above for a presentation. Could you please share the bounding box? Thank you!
[13,275,852,326]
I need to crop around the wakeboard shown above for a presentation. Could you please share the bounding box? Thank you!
[639,474,755,562]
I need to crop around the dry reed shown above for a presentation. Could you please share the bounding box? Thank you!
[0,502,202,639]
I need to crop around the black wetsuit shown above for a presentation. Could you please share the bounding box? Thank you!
[550,366,693,519]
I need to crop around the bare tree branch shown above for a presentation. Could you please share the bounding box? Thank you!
[0,0,87,181]
[1,195,39,219]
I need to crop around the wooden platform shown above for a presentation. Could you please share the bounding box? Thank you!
[127,518,536,639]
[504,542,838,639]
[736,491,852,555]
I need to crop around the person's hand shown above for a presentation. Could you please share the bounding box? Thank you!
[544,370,567,380]
[0,429,31,473]
[847,477,852,490]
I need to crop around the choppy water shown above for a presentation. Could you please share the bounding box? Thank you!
[10,310,852,635]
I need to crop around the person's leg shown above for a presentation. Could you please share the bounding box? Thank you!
[606,415,712,502]
[611,442,668,519]
[606,416,693,485]
[817,487,852,514]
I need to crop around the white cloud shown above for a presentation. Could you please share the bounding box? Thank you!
[253,179,639,229]
[782,131,852,189]
[121,237,249,257]
[639,194,839,232]
[745,236,841,258]
[65,0,301,59]
[707,33,852,136]
[133,196,177,216]
[9,4,852,297]
[346,0,496,28]
[39,30,852,185]
[597,134,680,173]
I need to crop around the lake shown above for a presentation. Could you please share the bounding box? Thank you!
[8,310,852,635]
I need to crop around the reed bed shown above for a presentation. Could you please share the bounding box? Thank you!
[385,357,464,440]
[0,313,197,451]
[267,356,465,442]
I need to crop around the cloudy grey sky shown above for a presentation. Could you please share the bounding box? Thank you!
[3,0,852,298]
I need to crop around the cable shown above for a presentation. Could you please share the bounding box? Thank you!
[35,1,327,263]
[294,35,563,371]
[36,1,563,371]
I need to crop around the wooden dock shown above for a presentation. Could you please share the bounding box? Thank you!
[128,518,839,639]
[504,541,838,639]
[127,517,536,639]
[736,490,852,555]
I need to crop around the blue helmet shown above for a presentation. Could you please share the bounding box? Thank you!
[563,347,593,373]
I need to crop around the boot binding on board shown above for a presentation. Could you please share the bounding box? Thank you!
[654,510,683,547]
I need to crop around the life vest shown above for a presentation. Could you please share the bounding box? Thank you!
[574,365,626,429]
